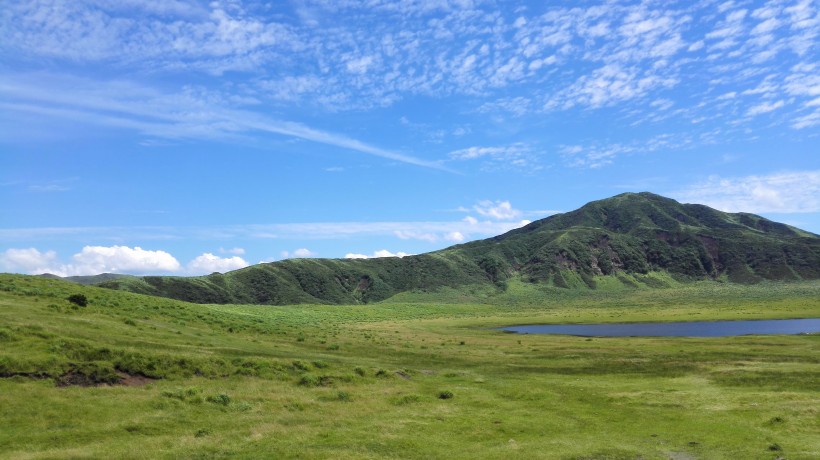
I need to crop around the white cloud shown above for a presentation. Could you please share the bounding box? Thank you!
[556,63,678,110]
[688,40,704,51]
[219,247,246,255]
[0,248,60,274]
[27,184,71,193]
[1,0,817,146]
[281,248,317,259]
[792,110,820,129]
[560,133,693,169]
[0,245,181,276]
[673,171,820,213]
[0,74,450,171]
[394,230,439,242]
[445,231,465,242]
[473,200,522,220]
[71,245,181,275]
[344,249,410,259]
[448,142,540,171]
[187,253,248,275]
[746,99,785,116]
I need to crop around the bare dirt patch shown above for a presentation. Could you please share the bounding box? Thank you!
[117,371,157,387]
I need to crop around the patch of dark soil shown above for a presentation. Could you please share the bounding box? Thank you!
[56,371,113,387]
[117,371,158,387]
[55,368,158,387]
[394,371,412,380]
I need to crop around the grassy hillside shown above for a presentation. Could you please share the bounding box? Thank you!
[98,193,820,305]
[1,274,818,458]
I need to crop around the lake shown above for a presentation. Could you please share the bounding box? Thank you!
[500,318,820,337]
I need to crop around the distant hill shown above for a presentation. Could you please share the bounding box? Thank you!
[98,192,820,305]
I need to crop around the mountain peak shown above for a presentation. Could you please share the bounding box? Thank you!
[98,193,820,304]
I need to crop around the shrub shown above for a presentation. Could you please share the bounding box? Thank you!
[206,393,231,406]
[353,366,366,377]
[67,294,88,307]
[438,390,454,400]
[298,373,320,387]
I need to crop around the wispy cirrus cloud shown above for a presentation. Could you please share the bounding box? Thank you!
[0,73,447,171]
[3,0,816,123]
[559,132,698,169]
[1,0,817,172]
[448,142,541,172]
[0,197,545,247]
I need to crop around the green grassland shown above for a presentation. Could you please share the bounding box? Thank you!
[1,273,818,459]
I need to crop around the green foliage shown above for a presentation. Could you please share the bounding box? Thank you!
[206,393,231,406]
[298,373,320,387]
[96,193,820,305]
[67,294,88,307]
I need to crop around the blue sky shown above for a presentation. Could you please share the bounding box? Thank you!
[1,0,818,277]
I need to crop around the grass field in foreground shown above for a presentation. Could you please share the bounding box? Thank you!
[1,274,818,459]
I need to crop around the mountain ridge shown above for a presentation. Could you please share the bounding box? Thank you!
[95,192,820,304]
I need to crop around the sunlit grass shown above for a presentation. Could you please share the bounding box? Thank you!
[1,274,818,458]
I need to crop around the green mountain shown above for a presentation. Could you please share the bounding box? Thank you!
[99,192,820,304]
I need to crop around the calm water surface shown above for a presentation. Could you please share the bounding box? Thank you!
[500,318,820,337]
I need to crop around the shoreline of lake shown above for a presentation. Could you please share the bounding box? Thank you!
[499,318,820,337]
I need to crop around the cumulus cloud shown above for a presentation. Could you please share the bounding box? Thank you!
[0,245,181,276]
[344,250,410,259]
[71,246,181,274]
[445,231,466,242]
[0,248,60,274]
[187,253,248,275]
[673,171,820,213]
[281,248,317,259]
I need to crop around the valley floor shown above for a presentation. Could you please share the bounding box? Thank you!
[1,275,818,459]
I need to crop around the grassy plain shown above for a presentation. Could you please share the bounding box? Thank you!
[1,274,818,459]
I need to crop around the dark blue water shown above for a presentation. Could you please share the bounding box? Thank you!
[500,318,820,337]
